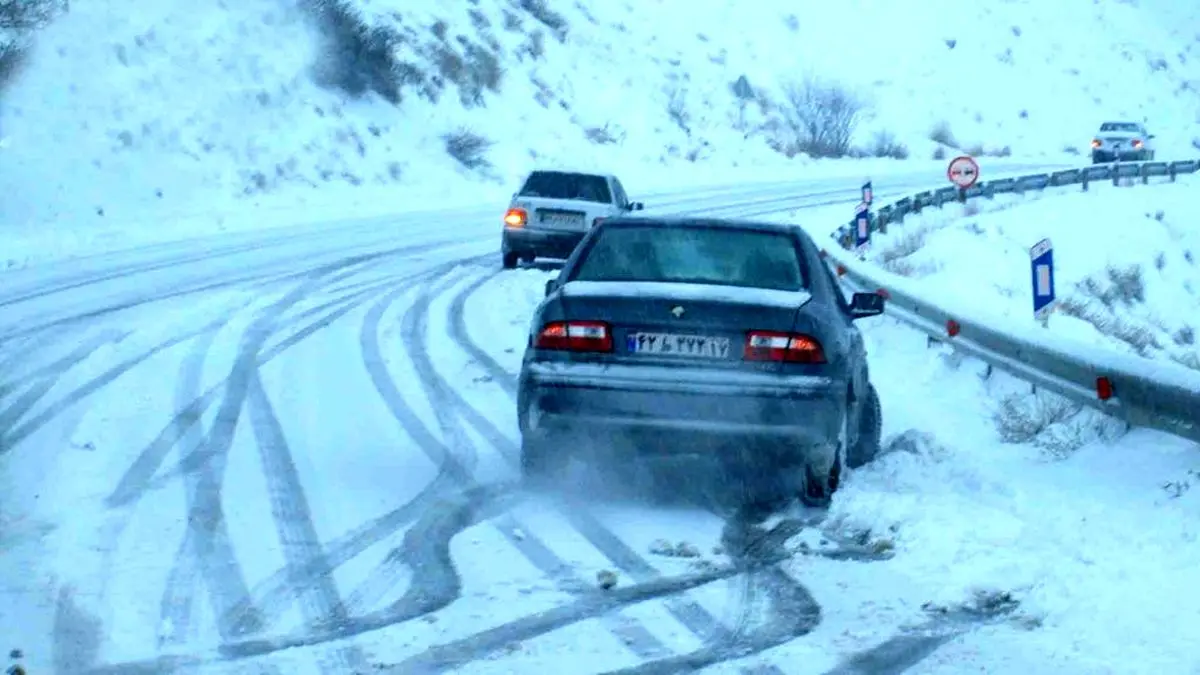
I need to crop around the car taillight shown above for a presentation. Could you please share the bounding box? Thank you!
[534,321,613,352]
[504,208,527,228]
[743,331,826,363]
[1132,139,1143,148]
[1091,139,1102,148]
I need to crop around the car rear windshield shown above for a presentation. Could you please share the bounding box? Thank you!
[519,171,613,204]
[1100,122,1140,132]
[570,224,808,292]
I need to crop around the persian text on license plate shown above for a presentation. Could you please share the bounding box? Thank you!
[540,213,584,227]
[626,332,731,358]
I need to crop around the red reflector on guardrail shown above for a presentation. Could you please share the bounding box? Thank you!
[876,288,891,299]
[1096,376,1114,401]
[946,319,961,337]
[836,264,847,276]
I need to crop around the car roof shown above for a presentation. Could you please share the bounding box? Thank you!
[599,215,802,235]
[1100,121,1142,126]
[524,168,617,180]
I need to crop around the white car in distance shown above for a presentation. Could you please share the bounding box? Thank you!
[1091,121,1156,163]
[500,170,644,269]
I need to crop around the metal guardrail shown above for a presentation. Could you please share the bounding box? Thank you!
[823,157,1200,444]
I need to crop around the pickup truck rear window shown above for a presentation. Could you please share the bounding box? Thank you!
[571,224,808,292]
[519,172,613,204]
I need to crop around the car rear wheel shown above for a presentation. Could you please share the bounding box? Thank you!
[798,409,849,509]
[846,384,882,469]
[502,251,520,269]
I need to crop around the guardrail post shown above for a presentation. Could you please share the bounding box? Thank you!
[1113,162,1121,187]
[1141,163,1149,185]
[958,188,967,204]
[1169,163,1177,183]
[1081,171,1089,192]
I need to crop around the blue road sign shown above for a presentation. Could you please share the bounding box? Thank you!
[862,180,873,206]
[1030,238,1056,319]
[854,201,870,251]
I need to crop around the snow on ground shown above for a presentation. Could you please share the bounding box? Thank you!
[1,0,1199,265]
[836,175,1200,373]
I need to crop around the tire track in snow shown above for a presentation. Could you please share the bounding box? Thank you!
[154,254,409,651]
[244,371,370,673]
[0,330,127,445]
[158,314,239,649]
[0,318,228,457]
[104,269,416,511]
[0,328,126,400]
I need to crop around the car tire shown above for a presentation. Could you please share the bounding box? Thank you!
[797,408,849,509]
[846,384,882,470]
[502,251,520,269]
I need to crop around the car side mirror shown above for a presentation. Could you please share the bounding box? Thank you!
[631,201,644,211]
[849,292,885,319]
[544,278,559,297]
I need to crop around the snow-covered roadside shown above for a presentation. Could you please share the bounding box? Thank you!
[456,265,1200,674]
[823,175,1200,373]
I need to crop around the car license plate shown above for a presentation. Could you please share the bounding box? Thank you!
[626,332,731,359]
[540,212,584,228]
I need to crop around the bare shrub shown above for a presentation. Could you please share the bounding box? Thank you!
[929,120,957,147]
[1,0,66,91]
[964,143,985,157]
[584,124,620,145]
[443,128,493,169]
[1174,325,1196,346]
[517,29,545,60]
[993,391,1119,458]
[778,77,865,158]
[1058,298,1161,355]
[666,84,690,135]
[305,0,417,105]
[0,0,65,31]
[870,130,909,159]
[515,0,568,42]
[1062,144,1081,155]
[932,146,947,160]
[987,145,1013,157]
[878,228,928,265]
[1172,351,1200,371]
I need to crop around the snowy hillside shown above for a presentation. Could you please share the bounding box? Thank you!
[841,176,1200,374]
[1,0,1198,253]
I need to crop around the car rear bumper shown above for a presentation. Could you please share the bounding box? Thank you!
[1092,149,1146,162]
[520,361,844,463]
[502,227,586,259]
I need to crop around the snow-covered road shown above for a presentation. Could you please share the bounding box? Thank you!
[4,166,1198,675]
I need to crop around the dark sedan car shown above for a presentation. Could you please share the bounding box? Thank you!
[516,216,886,508]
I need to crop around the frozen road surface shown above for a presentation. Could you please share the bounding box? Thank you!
[2,172,1197,675]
